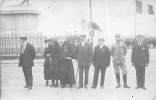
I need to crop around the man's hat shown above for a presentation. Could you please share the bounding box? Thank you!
[19,36,27,41]
[98,38,105,41]
[135,35,144,39]
[79,34,86,40]
[115,34,121,40]
[44,37,51,43]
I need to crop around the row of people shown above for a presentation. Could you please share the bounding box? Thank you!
[19,34,149,90]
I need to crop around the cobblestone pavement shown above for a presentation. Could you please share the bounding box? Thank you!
[1,50,156,100]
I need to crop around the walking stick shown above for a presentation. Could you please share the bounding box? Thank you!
[75,60,79,86]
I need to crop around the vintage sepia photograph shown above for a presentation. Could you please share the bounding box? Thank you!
[0,0,156,100]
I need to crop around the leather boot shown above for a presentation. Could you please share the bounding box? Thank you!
[123,74,131,88]
[115,73,121,88]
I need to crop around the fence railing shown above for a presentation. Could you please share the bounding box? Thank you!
[0,33,77,59]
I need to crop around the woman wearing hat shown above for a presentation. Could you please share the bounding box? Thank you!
[60,40,76,87]
[44,38,61,87]
[43,38,51,86]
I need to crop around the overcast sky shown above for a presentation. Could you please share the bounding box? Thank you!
[1,0,156,42]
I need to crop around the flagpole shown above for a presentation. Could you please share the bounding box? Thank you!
[134,0,136,37]
[89,0,92,23]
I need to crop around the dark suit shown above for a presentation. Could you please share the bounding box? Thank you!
[92,45,110,88]
[19,42,36,88]
[76,43,93,87]
[131,40,149,88]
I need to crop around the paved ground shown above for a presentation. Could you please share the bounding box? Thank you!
[1,49,156,100]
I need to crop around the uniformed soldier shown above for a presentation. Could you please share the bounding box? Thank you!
[111,34,130,88]
[131,35,149,90]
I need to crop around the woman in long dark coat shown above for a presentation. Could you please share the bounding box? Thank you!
[45,39,62,87]
[43,39,51,86]
[60,40,76,87]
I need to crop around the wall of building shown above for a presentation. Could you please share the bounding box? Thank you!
[1,0,156,40]
[0,5,40,35]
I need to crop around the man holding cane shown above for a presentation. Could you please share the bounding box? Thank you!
[19,36,36,90]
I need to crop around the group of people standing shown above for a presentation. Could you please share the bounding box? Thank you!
[19,34,149,90]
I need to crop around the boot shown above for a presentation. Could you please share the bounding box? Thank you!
[84,84,88,89]
[51,80,55,88]
[123,74,131,88]
[46,80,49,86]
[115,73,121,88]
[55,80,58,87]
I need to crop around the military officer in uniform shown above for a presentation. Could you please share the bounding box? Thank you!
[111,34,130,88]
[19,36,36,90]
[131,35,149,90]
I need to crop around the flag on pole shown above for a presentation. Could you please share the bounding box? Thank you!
[136,0,142,14]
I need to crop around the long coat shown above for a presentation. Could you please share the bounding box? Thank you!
[19,42,36,67]
[131,40,149,66]
[43,47,52,80]
[93,45,111,67]
[47,43,62,80]
[60,41,76,85]
[76,43,93,65]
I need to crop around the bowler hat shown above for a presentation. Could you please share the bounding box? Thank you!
[44,37,51,43]
[98,38,105,41]
[135,35,144,38]
[19,36,27,41]
[115,34,121,39]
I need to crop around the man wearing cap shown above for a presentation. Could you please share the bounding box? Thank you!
[111,34,130,88]
[131,35,149,90]
[92,38,111,88]
[19,36,36,90]
[76,35,93,89]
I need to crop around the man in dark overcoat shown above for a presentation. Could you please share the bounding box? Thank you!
[76,35,93,89]
[92,38,111,88]
[131,35,149,90]
[19,36,36,90]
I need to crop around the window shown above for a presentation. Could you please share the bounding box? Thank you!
[136,0,142,14]
[148,4,154,15]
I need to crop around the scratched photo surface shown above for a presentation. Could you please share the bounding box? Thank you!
[0,0,156,100]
